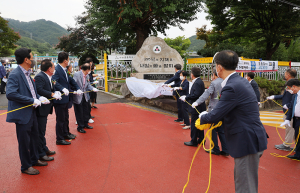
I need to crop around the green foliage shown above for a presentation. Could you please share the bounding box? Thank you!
[86,0,203,52]
[254,76,285,95]
[0,16,20,57]
[205,0,300,59]
[164,36,191,58]
[16,37,57,56]
[198,43,244,57]
[187,35,205,51]
[7,18,69,46]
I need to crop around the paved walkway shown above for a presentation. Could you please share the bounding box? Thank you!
[0,99,299,192]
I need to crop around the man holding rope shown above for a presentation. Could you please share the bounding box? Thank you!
[199,50,268,193]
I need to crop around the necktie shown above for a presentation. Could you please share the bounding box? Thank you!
[292,94,298,117]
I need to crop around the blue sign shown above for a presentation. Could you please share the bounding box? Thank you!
[251,61,256,71]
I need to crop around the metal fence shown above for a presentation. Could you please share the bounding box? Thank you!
[186,63,300,80]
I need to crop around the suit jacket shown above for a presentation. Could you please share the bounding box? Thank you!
[274,89,294,113]
[34,72,54,116]
[178,79,189,96]
[195,78,222,112]
[250,79,260,102]
[72,71,94,104]
[185,78,206,114]
[286,94,297,121]
[52,64,80,104]
[165,70,181,95]
[0,65,6,78]
[200,73,268,158]
[6,66,41,124]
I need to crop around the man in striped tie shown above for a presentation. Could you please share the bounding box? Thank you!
[281,78,300,160]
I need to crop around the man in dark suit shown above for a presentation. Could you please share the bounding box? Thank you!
[163,64,182,122]
[6,48,50,175]
[200,50,268,193]
[179,67,206,146]
[73,63,99,133]
[267,68,296,151]
[246,72,260,105]
[282,78,300,160]
[35,59,62,161]
[52,52,81,145]
[0,60,7,94]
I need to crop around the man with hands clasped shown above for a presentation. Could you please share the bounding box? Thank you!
[281,78,300,160]
[173,71,190,129]
[267,68,297,151]
[6,48,50,175]
[179,67,206,147]
[192,68,229,156]
[52,52,82,145]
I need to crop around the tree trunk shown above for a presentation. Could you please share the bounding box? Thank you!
[265,41,280,60]
[135,26,150,52]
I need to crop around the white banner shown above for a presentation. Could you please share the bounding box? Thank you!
[108,55,135,61]
[126,77,173,99]
[236,60,278,72]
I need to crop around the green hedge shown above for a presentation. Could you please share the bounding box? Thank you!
[254,76,285,95]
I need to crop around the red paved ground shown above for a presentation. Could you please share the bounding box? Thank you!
[0,103,299,193]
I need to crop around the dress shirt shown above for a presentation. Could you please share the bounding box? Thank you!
[19,66,37,99]
[294,90,300,117]
[82,71,87,87]
[58,63,68,80]
[221,72,237,88]
[189,77,199,94]
[249,79,253,83]
[42,71,52,88]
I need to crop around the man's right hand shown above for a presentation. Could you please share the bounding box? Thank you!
[62,88,69,96]
[267,95,275,100]
[53,91,62,100]
[192,102,198,108]
[33,99,41,108]
[280,120,291,127]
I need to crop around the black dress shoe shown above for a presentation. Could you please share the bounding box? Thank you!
[40,155,54,161]
[85,125,93,129]
[184,141,198,147]
[205,150,220,155]
[78,129,86,133]
[220,151,229,156]
[174,119,183,122]
[92,106,98,109]
[56,140,71,145]
[90,116,95,119]
[64,134,75,139]
[69,133,76,138]
[287,155,300,160]
[46,150,56,156]
[34,160,48,166]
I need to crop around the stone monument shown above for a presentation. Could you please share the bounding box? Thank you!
[131,36,184,80]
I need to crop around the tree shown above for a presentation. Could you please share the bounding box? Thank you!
[56,14,125,58]
[0,16,20,56]
[164,36,191,58]
[85,0,203,52]
[205,0,300,59]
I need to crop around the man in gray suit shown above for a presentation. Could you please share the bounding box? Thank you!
[73,63,99,133]
[192,68,229,156]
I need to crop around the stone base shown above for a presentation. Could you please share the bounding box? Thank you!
[131,73,173,82]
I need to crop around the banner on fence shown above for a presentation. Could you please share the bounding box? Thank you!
[108,55,135,61]
[236,60,278,72]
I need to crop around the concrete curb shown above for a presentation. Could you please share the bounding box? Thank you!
[98,90,125,99]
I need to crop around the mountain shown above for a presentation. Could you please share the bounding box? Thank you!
[187,35,206,52]
[6,18,69,46]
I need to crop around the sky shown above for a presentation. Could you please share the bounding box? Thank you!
[0,0,213,39]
